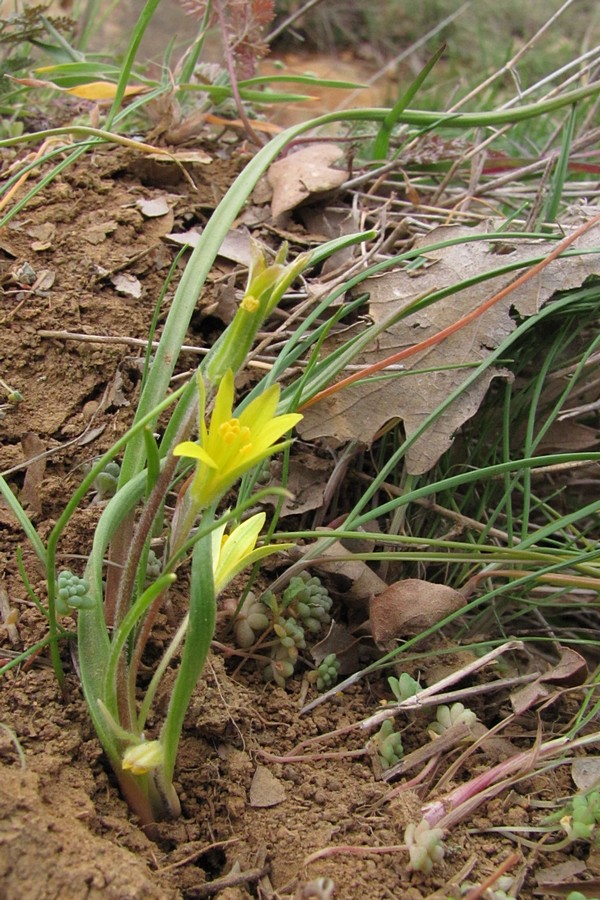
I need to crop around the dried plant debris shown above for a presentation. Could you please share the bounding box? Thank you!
[298,220,600,473]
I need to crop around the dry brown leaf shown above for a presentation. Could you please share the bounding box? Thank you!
[310,622,359,674]
[540,646,588,687]
[136,197,171,218]
[267,144,347,219]
[531,420,600,453]
[269,453,330,516]
[84,221,118,245]
[249,766,286,808]
[309,532,387,607]
[510,646,587,715]
[111,273,142,299]
[572,758,600,791]
[509,680,552,716]
[298,220,600,474]
[216,229,255,267]
[536,859,588,891]
[369,578,465,645]
[164,227,202,248]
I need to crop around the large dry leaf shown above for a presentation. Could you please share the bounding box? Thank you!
[299,220,600,474]
[267,144,347,218]
[369,578,465,645]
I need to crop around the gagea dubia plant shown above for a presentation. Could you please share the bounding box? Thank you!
[76,244,307,825]
[0,240,322,827]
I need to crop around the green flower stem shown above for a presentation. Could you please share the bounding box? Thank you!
[43,387,185,685]
[160,529,216,788]
[111,450,180,632]
[138,614,189,733]
[103,573,177,725]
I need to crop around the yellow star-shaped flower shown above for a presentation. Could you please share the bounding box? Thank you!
[173,370,302,510]
[211,512,293,594]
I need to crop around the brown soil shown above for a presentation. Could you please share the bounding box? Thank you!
[0,134,592,900]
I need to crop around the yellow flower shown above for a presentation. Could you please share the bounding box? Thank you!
[173,370,302,510]
[122,739,164,776]
[212,512,292,594]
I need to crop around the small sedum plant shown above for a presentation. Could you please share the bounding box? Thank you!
[93,460,121,500]
[560,790,600,844]
[373,718,404,770]
[460,876,516,899]
[429,702,477,737]
[388,672,421,702]
[311,653,340,691]
[234,572,333,687]
[405,818,445,875]
[56,570,94,615]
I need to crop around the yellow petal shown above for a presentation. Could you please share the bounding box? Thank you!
[173,440,218,469]
[65,81,148,100]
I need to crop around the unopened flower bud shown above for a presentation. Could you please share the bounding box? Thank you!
[122,740,163,775]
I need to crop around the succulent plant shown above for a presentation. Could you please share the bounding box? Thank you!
[373,718,404,770]
[93,459,121,500]
[312,653,340,691]
[388,672,421,703]
[561,790,600,843]
[405,818,445,874]
[145,548,162,583]
[233,591,271,649]
[429,702,477,736]
[285,573,332,633]
[56,570,94,615]
[233,573,333,688]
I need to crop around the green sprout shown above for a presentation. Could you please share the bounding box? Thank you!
[0,377,23,404]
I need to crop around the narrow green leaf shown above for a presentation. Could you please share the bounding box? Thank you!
[372,43,446,161]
